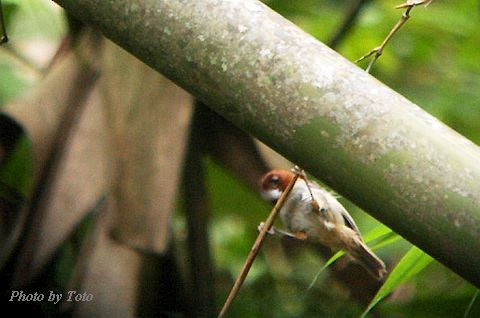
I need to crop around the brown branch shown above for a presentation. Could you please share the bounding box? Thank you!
[218,171,299,318]
[183,104,216,317]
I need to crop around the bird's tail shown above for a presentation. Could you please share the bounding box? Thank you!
[348,238,387,281]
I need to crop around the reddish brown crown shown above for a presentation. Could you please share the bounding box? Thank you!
[260,169,295,193]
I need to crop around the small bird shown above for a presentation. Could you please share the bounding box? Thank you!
[260,169,387,280]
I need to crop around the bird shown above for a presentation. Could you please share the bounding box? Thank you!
[260,168,387,280]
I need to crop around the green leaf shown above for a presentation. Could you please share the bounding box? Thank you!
[361,246,434,317]
[362,223,393,243]
[362,223,402,252]
[0,132,33,201]
[370,232,401,251]
[464,289,479,318]
[307,250,345,291]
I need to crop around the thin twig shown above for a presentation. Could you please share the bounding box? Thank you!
[356,0,434,72]
[217,171,300,318]
[356,6,413,73]
[292,165,321,212]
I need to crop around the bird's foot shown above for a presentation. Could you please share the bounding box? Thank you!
[258,222,276,235]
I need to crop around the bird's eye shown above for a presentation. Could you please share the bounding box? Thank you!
[269,175,280,186]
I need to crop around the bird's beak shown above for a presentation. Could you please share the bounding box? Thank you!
[261,189,282,202]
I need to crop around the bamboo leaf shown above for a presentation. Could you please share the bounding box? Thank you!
[307,250,345,291]
[464,289,479,318]
[361,246,434,317]
[362,223,393,243]
[370,232,401,251]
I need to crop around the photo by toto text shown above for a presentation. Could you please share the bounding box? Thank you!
[9,290,93,304]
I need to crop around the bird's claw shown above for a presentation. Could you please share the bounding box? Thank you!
[259,222,302,239]
[258,222,276,235]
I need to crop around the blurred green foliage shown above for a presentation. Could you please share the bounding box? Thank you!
[1,0,479,317]
[0,133,32,199]
[0,0,66,104]
[0,1,24,105]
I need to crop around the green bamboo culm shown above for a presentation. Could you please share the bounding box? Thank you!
[52,0,480,288]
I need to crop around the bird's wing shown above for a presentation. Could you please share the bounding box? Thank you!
[310,182,363,237]
[316,184,362,237]
[341,209,362,237]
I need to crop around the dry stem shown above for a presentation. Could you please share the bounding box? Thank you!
[217,171,300,317]
[355,0,433,73]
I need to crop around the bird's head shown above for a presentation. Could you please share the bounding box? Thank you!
[259,169,295,202]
